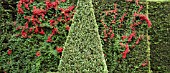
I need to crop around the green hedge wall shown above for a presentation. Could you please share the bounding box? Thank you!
[58,0,108,72]
[0,0,74,72]
[149,2,170,72]
[93,1,150,73]
[1,0,170,73]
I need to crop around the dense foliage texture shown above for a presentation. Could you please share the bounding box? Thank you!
[149,2,170,72]
[1,0,170,73]
[92,0,150,72]
[1,0,75,72]
[58,0,108,72]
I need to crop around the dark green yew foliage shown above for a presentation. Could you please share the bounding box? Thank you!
[58,0,108,72]
[149,2,170,73]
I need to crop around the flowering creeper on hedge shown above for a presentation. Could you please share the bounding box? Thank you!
[16,0,75,43]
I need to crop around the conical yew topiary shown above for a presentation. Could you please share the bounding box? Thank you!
[58,0,108,72]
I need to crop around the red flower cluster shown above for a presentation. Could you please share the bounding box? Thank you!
[61,0,66,2]
[36,51,41,57]
[21,29,27,38]
[121,43,130,59]
[16,0,75,42]
[126,0,132,2]
[56,47,63,53]
[141,60,148,67]
[49,19,55,26]
[17,0,34,14]
[45,0,59,10]
[122,35,127,40]
[7,49,12,55]
[46,34,53,42]
[100,1,152,60]
[128,31,136,42]
[138,14,152,28]
[65,25,70,31]
[120,13,127,23]
[60,5,75,22]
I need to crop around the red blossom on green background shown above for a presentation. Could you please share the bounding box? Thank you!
[7,49,12,55]
[56,47,63,53]
[65,25,70,31]
[61,0,66,2]
[138,14,152,28]
[39,29,45,35]
[36,51,41,57]
[121,43,130,59]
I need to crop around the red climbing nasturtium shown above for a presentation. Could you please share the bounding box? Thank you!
[56,47,63,53]
[7,49,12,55]
[36,51,41,57]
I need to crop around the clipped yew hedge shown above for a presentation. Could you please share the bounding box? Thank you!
[58,0,108,72]
[1,0,75,72]
[1,0,170,73]
[149,2,170,72]
[93,1,150,73]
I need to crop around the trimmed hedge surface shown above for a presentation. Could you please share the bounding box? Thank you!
[58,0,108,72]
[149,2,170,72]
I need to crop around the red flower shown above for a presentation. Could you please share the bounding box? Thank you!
[67,5,75,11]
[29,0,34,4]
[32,6,46,16]
[61,0,66,2]
[16,26,21,30]
[21,29,27,38]
[110,33,114,39]
[39,29,45,35]
[119,42,125,48]
[137,5,143,13]
[57,16,62,22]
[120,13,127,23]
[52,28,58,35]
[24,16,31,22]
[65,25,70,31]
[24,22,29,29]
[141,62,148,67]
[7,49,12,55]
[126,0,132,2]
[107,28,112,35]
[24,3,29,10]
[103,29,108,38]
[34,26,39,34]
[135,0,139,6]
[36,51,41,57]
[49,20,55,26]
[103,38,107,42]
[122,35,127,40]
[18,7,24,14]
[122,52,127,59]
[51,2,58,8]
[46,35,52,42]
[141,61,148,67]
[56,47,63,53]
[45,1,52,10]
[41,14,45,20]
[138,14,152,28]
[136,38,140,45]
[66,17,71,21]
[128,32,136,42]
[29,27,33,32]
[121,43,129,59]
[17,1,22,8]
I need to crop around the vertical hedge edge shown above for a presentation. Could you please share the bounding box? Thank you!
[146,1,151,73]
[58,0,108,72]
